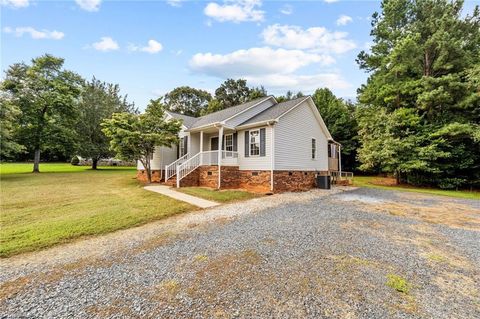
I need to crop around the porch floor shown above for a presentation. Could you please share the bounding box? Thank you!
[144,185,220,209]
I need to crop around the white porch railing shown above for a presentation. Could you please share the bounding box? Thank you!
[176,151,238,187]
[165,153,189,182]
[330,171,354,184]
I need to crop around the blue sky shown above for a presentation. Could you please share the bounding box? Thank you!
[2,0,476,110]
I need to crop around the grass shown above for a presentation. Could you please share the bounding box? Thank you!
[353,176,480,200]
[0,163,194,257]
[177,186,260,203]
[386,274,411,294]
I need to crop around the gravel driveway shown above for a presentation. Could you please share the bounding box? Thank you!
[1,187,479,318]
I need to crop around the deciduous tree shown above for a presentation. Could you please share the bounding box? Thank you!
[77,77,136,169]
[101,99,181,183]
[1,54,83,172]
[164,86,211,117]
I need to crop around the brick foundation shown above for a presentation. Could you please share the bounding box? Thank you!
[136,170,164,183]
[137,167,330,193]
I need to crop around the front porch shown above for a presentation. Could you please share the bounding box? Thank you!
[165,125,240,188]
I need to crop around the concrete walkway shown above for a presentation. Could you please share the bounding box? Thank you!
[143,185,220,209]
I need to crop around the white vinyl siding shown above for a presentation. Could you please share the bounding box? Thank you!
[274,101,329,171]
[237,126,272,170]
[224,99,275,127]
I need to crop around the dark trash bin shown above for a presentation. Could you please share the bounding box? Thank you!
[316,175,331,189]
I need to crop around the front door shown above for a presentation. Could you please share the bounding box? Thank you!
[211,137,219,151]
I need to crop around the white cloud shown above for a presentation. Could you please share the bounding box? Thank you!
[244,73,351,92]
[336,15,353,26]
[128,39,163,54]
[204,0,264,23]
[324,0,339,3]
[75,0,101,12]
[280,4,293,15]
[167,0,183,7]
[262,24,356,54]
[0,0,29,8]
[3,26,64,40]
[92,37,119,52]
[189,47,334,78]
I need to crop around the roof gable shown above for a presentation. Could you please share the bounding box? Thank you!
[189,96,275,129]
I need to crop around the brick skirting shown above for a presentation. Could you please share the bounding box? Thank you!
[137,170,164,183]
[137,167,329,193]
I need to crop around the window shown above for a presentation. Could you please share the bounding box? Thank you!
[179,136,187,157]
[225,134,233,157]
[249,130,260,156]
[329,144,337,158]
[312,138,316,159]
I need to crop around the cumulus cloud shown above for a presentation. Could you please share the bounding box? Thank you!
[204,0,264,23]
[0,0,29,8]
[262,24,356,54]
[244,73,351,91]
[189,47,334,78]
[129,39,163,54]
[336,15,353,26]
[92,37,119,51]
[75,0,101,12]
[280,4,293,15]
[3,26,64,40]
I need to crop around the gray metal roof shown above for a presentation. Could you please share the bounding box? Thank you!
[165,111,198,128]
[238,96,309,126]
[189,96,273,129]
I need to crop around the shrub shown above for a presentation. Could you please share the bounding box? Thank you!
[438,178,465,190]
[70,156,80,166]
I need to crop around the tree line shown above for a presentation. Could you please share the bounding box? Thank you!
[1,0,478,189]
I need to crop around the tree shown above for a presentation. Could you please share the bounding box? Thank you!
[76,77,136,169]
[312,88,358,171]
[214,79,252,109]
[356,0,480,188]
[0,92,24,159]
[276,91,304,103]
[1,54,83,172]
[101,99,181,183]
[164,86,212,117]
[249,86,268,100]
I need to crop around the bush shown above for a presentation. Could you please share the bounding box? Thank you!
[70,156,80,166]
[438,178,465,190]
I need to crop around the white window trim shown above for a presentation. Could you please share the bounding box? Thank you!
[179,137,187,157]
[249,129,260,157]
[224,133,233,157]
[311,138,316,160]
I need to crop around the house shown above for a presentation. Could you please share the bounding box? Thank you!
[137,95,345,193]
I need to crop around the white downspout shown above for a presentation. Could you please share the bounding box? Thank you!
[269,122,275,192]
[200,131,204,165]
[217,126,223,189]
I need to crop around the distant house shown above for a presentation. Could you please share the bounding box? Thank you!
[137,96,343,193]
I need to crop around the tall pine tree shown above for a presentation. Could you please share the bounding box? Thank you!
[357,0,480,188]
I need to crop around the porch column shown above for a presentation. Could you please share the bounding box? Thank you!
[217,126,223,189]
[199,131,204,165]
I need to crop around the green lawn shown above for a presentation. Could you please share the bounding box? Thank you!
[0,163,194,257]
[178,187,260,203]
[353,176,480,200]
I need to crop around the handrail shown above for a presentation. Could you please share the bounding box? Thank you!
[165,153,189,182]
[175,151,239,187]
[330,171,354,183]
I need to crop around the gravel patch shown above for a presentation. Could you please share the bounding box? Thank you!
[1,187,479,318]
